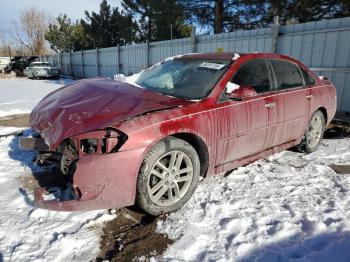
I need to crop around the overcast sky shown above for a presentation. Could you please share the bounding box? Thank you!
[0,0,121,35]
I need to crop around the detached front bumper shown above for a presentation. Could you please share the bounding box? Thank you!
[20,137,146,211]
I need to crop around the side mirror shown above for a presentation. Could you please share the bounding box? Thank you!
[226,83,257,100]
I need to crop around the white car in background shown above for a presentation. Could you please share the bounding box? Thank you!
[0,57,11,73]
[24,62,60,79]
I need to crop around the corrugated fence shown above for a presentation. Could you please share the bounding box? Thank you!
[42,17,350,112]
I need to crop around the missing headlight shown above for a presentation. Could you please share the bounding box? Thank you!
[80,138,98,154]
[75,129,128,156]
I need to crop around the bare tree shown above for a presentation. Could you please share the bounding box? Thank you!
[11,8,48,55]
[0,32,13,56]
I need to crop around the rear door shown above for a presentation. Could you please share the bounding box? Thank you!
[269,59,308,146]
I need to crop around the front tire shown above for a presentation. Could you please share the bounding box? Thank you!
[297,110,325,153]
[136,137,200,216]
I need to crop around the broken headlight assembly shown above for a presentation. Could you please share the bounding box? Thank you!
[73,128,128,157]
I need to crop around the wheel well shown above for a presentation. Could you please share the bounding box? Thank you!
[171,133,209,177]
[317,107,328,123]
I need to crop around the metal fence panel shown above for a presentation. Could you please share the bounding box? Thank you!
[99,47,118,77]
[197,28,272,53]
[277,17,350,111]
[149,38,192,65]
[82,50,97,78]
[120,43,147,75]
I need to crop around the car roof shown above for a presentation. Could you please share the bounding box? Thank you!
[180,52,237,60]
[178,52,296,62]
[177,52,306,69]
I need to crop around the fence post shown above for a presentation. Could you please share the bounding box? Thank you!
[146,40,150,68]
[96,48,100,76]
[271,15,280,53]
[81,50,85,78]
[191,26,197,53]
[60,52,63,75]
[116,45,120,74]
[70,51,74,78]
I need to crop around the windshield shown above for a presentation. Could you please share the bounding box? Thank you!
[136,58,229,100]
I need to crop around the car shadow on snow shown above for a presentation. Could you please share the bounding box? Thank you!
[239,231,350,262]
[324,123,350,139]
[7,129,70,207]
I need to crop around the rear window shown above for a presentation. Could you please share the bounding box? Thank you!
[299,67,316,86]
[271,60,303,89]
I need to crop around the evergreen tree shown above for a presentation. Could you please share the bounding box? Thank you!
[122,0,191,42]
[81,0,138,48]
[178,0,350,34]
[45,14,89,52]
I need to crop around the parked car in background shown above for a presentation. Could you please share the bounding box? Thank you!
[0,57,11,73]
[5,56,39,76]
[24,62,60,79]
[21,52,336,216]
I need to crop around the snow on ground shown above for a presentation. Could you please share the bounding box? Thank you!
[0,78,73,117]
[157,138,350,261]
[0,78,115,261]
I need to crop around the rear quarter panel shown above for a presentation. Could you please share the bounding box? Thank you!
[312,77,337,124]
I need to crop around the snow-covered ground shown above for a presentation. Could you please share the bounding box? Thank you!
[157,139,350,261]
[0,78,73,117]
[0,78,115,261]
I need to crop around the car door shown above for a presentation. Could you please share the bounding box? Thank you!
[269,59,309,146]
[299,66,318,118]
[217,58,279,166]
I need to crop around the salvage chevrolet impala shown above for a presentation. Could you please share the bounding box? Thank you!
[21,53,336,215]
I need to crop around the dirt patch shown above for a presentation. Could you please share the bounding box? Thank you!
[329,165,350,174]
[0,73,19,79]
[96,208,172,262]
[0,114,29,127]
[325,123,350,139]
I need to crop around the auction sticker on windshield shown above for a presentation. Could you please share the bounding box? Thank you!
[199,62,226,70]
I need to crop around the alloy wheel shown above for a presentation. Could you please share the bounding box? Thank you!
[147,150,194,207]
[307,114,323,148]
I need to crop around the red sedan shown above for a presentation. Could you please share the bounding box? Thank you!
[22,52,336,215]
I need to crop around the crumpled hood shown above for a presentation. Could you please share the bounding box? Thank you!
[30,78,188,148]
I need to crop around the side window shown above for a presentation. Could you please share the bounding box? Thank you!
[271,60,303,89]
[232,59,271,93]
[299,66,316,86]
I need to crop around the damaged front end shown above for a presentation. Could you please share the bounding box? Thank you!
[20,128,141,211]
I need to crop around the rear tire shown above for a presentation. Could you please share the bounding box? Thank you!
[297,110,325,153]
[136,137,200,216]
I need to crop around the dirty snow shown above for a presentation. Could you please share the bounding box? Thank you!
[0,78,115,261]
[232,53,241,60]
[157,139,350,261]
[114,72,143,86]
[0,78,73,117]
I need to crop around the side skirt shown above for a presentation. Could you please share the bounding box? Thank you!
[213,138,302,174]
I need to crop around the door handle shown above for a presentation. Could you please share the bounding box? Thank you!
[265,102,276,108]
[306,94,313,100]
